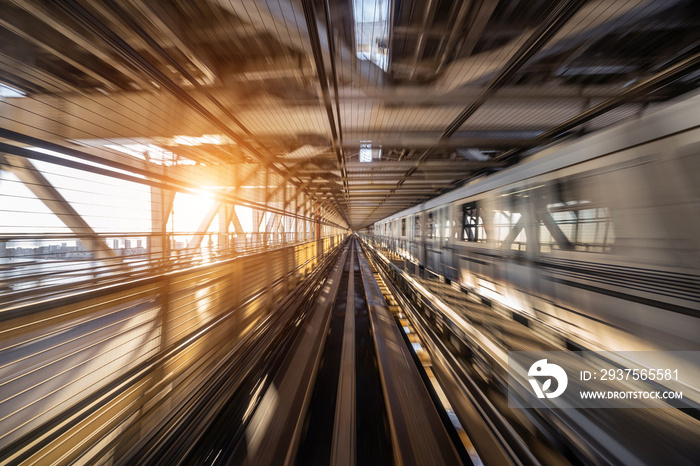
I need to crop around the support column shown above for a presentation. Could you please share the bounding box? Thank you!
[302,194,306,242]
[295,193,300,243]
[282,180,287,246]
[263,167,270,249]
[253,209,262,249]
[227,205,245,253]
[216,165,233,254]
[304,198,314,241]
[281,181,291,292]
[150,166,174,266]
[218,205,229,254]
[316,204,323,257]
[263,167,273,306]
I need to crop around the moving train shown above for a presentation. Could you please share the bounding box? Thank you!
[372,92,700,361]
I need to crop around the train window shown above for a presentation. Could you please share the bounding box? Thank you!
[461,202,485,242]
[401,218,406,237]
[537,179,615,253]
[442,207,450,241]
[494,210,526,251]
[426,212,434,239]
[415,214,421,237]
[541,201,614,253]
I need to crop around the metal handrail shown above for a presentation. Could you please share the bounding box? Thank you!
[0,236,337,314]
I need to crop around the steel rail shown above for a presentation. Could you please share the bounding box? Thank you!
[356,239,467,465]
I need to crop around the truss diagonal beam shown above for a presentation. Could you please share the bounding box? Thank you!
[0,153,117,259]
[186,201,220,250]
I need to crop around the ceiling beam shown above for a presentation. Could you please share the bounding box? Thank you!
[345,160,503,169]
[360,0,589,228]
[212,0,386,88]
[342,136,529,150]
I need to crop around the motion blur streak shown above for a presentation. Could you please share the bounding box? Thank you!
[1,0,699,465]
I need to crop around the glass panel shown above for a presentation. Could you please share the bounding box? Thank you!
[461,201,486,242]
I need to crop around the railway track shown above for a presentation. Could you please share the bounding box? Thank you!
[117,236,469,465]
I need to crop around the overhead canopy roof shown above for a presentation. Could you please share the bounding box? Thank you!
[1,0,699,229]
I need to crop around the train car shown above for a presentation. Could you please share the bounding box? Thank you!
[373,91,700,359]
